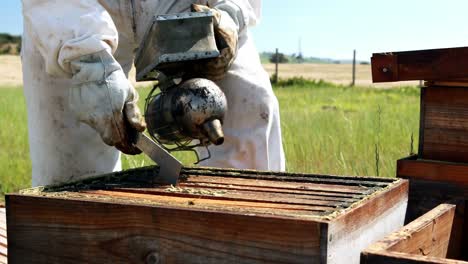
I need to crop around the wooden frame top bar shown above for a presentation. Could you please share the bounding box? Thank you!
[371,46,468,83]
[17,166,401,221]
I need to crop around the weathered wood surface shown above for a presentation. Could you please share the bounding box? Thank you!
[324,178,408,263]
[396,155,468,255]
[7,166,408,264]
[398,155,468,187]
[361,251,468,264]
[419,86,468,163]
[425,81,468,88]
[0,207,6,264]
[44,166,396,192]
[9,195,324,264]
[361,204,468,264]
[403,177,467,228]
[365,204,455,257]
[371,47,468,82]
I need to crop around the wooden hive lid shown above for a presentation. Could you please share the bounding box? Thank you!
[371,46,468,83]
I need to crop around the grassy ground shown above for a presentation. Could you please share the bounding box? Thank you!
[0,80,420,199]
[275,79,419,176]
[0,86,30,196]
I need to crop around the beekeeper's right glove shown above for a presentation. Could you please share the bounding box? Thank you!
[191,3,239,81]
[69,49,146,155]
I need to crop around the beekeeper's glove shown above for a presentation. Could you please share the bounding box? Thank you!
[69,49,146,155]
[191,3,240,81]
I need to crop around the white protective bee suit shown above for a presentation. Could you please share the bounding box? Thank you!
[22,0,285,187]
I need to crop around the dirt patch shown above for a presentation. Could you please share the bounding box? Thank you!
[0,55,418,88]
[0,55,23,87]
[263,63,419,88]
[0,55,155,89]
[0,43,20,55]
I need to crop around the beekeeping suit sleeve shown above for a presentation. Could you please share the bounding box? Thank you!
[23,0,147,155]
[22,0,118,78]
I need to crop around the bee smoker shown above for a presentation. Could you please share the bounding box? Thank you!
[135,11,228,162]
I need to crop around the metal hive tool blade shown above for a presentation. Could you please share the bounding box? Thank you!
[134,133,182,185]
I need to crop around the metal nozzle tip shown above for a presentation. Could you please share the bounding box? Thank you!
[202,119,224,145]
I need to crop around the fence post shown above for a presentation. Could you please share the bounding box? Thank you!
[275,48,279,84]
[352,49,356,86]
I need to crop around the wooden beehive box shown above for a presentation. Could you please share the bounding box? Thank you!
[361,203,468,263]
[372,47,468,164]
[0,207,6,264]
[372,47,468,216]
[397,155,468,222]
[6,166,408,264]
[371,47,468,258]
[419,85,468,163]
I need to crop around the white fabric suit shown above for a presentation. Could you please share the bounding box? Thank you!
[22,0,285,186]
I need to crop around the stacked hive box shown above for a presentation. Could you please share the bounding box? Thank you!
[0,207,6,264]
[364,47,468,262]
[7,166,408,263]
[361,204,466,263]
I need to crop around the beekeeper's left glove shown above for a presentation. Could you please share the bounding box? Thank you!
[69,49,146,155]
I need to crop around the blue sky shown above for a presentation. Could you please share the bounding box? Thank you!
[2,0,468,61]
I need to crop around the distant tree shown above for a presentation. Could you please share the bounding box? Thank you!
[269,52,289,63]
[0,33,22,55]
[0,33,21,45]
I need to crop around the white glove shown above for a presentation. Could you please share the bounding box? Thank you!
[69,49,146,155]
[191,3,239,81]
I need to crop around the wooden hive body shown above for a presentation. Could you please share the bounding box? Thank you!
[419,85,468,163]
[0,207,6,264]
[371,47,468,165]
[368,47,468,262]
[362,204,467,263]
[6,167,408,264]
[371,47,468,217]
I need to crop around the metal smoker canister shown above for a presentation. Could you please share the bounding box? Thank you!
[145,78,227,146]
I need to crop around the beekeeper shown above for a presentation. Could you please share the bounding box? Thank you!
[22,0,285,186]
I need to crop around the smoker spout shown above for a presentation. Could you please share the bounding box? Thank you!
[202,119,224,145]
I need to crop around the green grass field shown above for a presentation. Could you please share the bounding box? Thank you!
[0,80,420,200]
